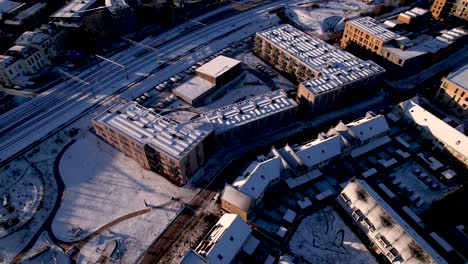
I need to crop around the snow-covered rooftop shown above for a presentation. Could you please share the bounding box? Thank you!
[93,102,213,160]
[257,24,384,95]
[294,135,343,168]
[339,179,447,264]
[446,64,468,90]
[398,98,467,159]
[51,0,98,18]
[196,55,241,79]
[0,0,24,14]
[257,24,364,74]
[232,157,281,200]
[202,90,298,133]
[173,76,215,103]
[301,61,385,95]
[15,30,51,46]
[194,214,252,264]
[4,2,46,25]
[348,17,400,42]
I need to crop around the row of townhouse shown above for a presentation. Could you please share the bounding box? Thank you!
[0,24,64,87]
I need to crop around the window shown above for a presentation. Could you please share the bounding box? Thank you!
[454,88,459,94]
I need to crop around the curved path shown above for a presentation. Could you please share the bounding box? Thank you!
[12,139,159,263]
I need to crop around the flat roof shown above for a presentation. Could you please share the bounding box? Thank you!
[301,61,385,95]
[173,76,215,103]
[0,0,24,14]
[257,24,364,74]
[398,98,467,159]
[196,55,241,79]
[195,214,252,263]
[0,54,19,68]
[93,102,213,160]
[4,2,46,24]
[51,0,98,18]
[446,64,468,90]
[340,180,447,264]
[202,90,298,133]
[348,17,400,42]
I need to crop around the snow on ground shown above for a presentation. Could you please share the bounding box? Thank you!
[0,128,71,263]
[77,207,180,263]
[52,132,195,243]
[389,160,453,213]
[19,232,70,264]
[286,0,371,36]
[289,206,377,264]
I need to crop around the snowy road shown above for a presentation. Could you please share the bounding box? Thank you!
[0,0,296,163]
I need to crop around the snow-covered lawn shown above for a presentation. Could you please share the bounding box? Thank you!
[286,0,371,36]
[289,206,377,264]
[52,132,195,259]
[19,232,70,264]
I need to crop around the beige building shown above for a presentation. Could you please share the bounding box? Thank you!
[255,24,384,113]
[0,25,64,87]
[341,16,467,69]
[435,64,468,118]
[174,56,241,106]
[431,0,468,21]
[392,97,468,167]
[92,102,213,185]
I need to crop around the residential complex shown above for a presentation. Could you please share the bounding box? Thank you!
[92,89,298,185]
[221,111,390,220]
[341,15,467,73]
[338,179,447,264]
[391,97,468,166]
[180,214,259,264]
[92,102,213,185]
[174,55,241,106]
[201,90,298,144]
[435,64,468,118]
[0,25,64,86]
[254,24,385,112]
[431,0,468,21]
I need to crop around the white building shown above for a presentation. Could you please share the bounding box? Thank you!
[0,25,63,86]
[180,214,259,264]
[392,97,468,166]
[338,179,448,264]
[221,112,391,219]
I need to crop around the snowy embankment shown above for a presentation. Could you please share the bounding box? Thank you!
[51,133,195,261]
[285,0,371,36]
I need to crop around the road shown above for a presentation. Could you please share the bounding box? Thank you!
[0,0,296,165]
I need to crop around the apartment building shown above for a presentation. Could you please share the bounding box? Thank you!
[392,97,468,166]
[221,112,391,220]
[180,214,259,264]
[201,90,298,144]
[92,102,213,185]
[0,25,63,86]
[341,16,467,70]
[435,64,468,118]
[431,0,468,21]
[255,24,384,113]
[338,179,448,264]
